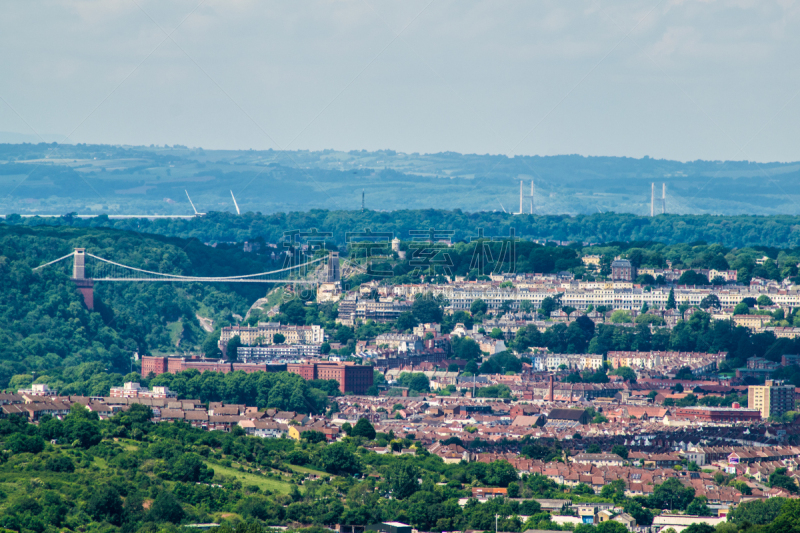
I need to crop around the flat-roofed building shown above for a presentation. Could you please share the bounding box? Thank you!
[674,406,761,423]
[749,379,795,419]
[286,362,374,394]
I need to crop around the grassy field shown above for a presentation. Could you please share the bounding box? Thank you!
[286,463,330,477]
[167,320,183,347]
[204,461,296,494]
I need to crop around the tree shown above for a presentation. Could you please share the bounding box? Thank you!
[149,491,186,523]
[475,384,512,398]
[412,297,443,323]
[226,334,243,361]
[512,325,543,352]
[611,444,629,459]
[609,366,637,383]
[734,301,750,315]
[387,462,420,499]
[686,497,714,516]
[729,480,752,495]
[45,454,75,473]
[587,443,601,453]
[699,294,721,309]
[87,485,124,526]
[678,270,710,286]
[767,499,800,533]
[485,460,520,487]
[453,336,482,360]
[273,333,286,344]
[398,372,430,392]
[321,443,361,475]
[63,404,102,448]
[758,295,775,306]
[769,467,799,493]
[623,500,653,526]
[538,296,559,317]
[396,312,419,331]
[682,524,715,533]
[470,299,488,316]
[600,479,626,502]
[6,433,45,454]
[650,478,695,511]
[666,288,676,309]
[596,521,628,533]
[280,299,308,325]
[728,498,787,525]
[202,328,222,357]
[636,312,665,326]
[169,453,214,483]
[610,310,633,323]
[301,430,327,443]
[351,418,376,439]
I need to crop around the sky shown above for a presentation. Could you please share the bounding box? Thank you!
[1,0,800,162]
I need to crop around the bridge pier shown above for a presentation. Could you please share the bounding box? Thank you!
[72,248,94,310]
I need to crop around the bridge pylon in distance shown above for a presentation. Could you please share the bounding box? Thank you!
[326,252,341,284]
[72,248,94,310]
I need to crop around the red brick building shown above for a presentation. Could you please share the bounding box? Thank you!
[141,356,371,394]
[286,362,373,394]
[231,363,268,373]
[142,356,168,376]
[142,356,273,377]
[674,406,761,423]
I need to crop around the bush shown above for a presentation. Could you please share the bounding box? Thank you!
[44,454,75,473]
[149,491,185,523]
[86,485,124,526]
[6,434,45,454]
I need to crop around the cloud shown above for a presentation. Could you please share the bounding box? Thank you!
[0,0,798,162]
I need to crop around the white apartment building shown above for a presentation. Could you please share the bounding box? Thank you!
[219,322,324,348]
[423,284,800,312]
[531,353,604,372]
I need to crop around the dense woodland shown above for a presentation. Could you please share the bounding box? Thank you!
[11,211,800,249]
[0,224,284,387]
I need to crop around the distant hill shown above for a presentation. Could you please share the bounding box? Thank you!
[1,143,799,216]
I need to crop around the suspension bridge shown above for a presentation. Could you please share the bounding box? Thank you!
[32,248,341,309]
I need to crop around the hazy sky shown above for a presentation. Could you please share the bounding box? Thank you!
[1,1,799,162]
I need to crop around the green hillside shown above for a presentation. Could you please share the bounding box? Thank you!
[0,224,282,387]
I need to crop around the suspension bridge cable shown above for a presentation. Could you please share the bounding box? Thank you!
[84,253,324,281]
[32,251,76,271]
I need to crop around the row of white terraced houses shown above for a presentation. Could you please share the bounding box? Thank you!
[410,285,799,311]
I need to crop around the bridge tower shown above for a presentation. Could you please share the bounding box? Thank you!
[72,248,94,310]
[325,252,341,283]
